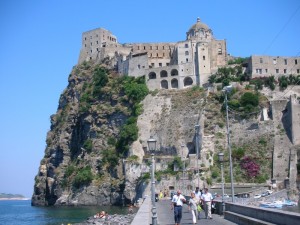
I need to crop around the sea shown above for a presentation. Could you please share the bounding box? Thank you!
[0,200,133,225]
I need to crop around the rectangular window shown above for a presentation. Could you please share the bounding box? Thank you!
[96,41,98,44]
[203,56,206,60]
[138,46,140,50]
[90,42,92,46]
[138,65,140,69]
[159,63,162,67]
[151,63,154,67]
[185,51,189,56]
[186,58,188,62]
[297,69,300,73]
[144,46,146,50]
[185,43,189,48]
[295,59,298,65]
[163,46,165,50]
[276,69,279,73]
[150,46,152,50]
[218,48,222,55]
[260,58,263,63]
[284,59,287,65]
[166,63,169,66]
[156,46,158,50]
[265,69,268,73]
[284,69,287,74]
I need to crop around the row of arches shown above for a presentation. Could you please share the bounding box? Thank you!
[149,69,179,79]
[160,77,194,89]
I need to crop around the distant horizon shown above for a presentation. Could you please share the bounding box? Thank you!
[1,0,299,198]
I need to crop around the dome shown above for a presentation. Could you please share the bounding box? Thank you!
[188,17,210,32]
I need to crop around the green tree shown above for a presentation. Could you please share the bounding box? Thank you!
[240,92,259,107]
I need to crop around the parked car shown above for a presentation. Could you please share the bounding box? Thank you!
[254,194,261,199]
[261,191,269,197]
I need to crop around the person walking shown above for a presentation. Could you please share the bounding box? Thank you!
[201,188,213,219]
[188,192,198,224]
[194,187,202,219]
[171,190,186,225]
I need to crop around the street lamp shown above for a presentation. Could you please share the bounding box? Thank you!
[195,125,200,189]
[148,136,157,225]
[181,144,185,195]
[218,152,225,215]
[223,85,235,202]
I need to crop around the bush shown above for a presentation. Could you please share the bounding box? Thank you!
[232,147,245,160]
[83,139,93,153]
[240,92,259,107]
[73,166,93,188]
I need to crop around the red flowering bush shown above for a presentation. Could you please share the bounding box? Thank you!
[240,156,260,177]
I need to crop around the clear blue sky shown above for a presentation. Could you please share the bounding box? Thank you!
[0,0,299,198]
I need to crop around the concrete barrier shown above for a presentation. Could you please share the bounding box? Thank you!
[224,202,300,225]
[131,192,151,225]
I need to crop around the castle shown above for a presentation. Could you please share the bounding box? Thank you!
[78,18,300,90]
[78,18,227,90]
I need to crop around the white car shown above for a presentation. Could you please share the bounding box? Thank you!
[254,194,261,199]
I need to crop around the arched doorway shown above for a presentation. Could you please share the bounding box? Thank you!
[160,70,168,78]
[149,72,156,79]
[184,77,193,86]
[161,80,168,89]
[171,78,178,88]
[171,69,179,76]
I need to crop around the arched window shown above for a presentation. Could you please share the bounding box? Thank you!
[149,72,156,79]
[161,80,168,89]
[171,79,178,88]
[184,77,193,86]
[171,69,179,76]
[160,70,168,77]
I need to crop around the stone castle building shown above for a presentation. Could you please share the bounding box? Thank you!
[247,55,300,78]
[78,18,300,89]
[78,18,228,90]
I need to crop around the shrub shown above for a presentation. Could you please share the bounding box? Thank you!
[240,156,260,178]
[83,139,93,153]
[73,166,93,188]
[240,92,259,107]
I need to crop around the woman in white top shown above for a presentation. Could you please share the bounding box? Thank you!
[188,192,199,224]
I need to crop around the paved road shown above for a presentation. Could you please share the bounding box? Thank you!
[156,198,237,225]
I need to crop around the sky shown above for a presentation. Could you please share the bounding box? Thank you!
[0,0,299,198]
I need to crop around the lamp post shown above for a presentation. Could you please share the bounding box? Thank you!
[181,144,185,195]
[218,152,225,215]
[148,136,157,225]
[195,125,200,189]
[223,85,235,202]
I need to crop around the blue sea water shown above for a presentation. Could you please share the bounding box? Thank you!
[0,200,131,225]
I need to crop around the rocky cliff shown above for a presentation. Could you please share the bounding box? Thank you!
[32,60,299,206]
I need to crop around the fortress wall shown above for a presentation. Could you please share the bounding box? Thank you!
[250,55,300,78]
[271,100,293,183]
[289,94,300,145]
[210,39,227,67]
[128,54,148,77]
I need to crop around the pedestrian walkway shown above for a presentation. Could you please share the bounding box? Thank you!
[156,198,237,225]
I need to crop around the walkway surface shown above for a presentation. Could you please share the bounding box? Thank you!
[156,198,237,225]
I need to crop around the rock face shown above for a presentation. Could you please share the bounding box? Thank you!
[32,60,300,206]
